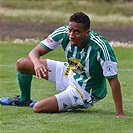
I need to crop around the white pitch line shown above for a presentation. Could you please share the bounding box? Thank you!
[0,64,15,67]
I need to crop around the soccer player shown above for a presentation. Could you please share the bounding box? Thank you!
[0,12,131,118]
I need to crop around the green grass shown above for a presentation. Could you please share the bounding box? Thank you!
[1,0,133,26]
[0,43,133,133]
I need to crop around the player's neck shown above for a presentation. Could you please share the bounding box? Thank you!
[77,37,88,48]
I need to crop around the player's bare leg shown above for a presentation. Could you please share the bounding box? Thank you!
[33,96,59,113]
[16,58,59,112]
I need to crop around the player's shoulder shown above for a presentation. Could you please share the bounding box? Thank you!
[89,30,110,48]
[89,30,107,41]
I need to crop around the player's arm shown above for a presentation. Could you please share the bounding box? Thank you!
[108,77,131,118]
[29,44,51,78]
[29,44,49,62]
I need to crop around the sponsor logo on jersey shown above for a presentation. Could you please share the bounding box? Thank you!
[46,37,53,43]
[64,57,85,77]
[68,57,85,73]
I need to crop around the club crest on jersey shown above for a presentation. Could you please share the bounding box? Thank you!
[106,65,112,72]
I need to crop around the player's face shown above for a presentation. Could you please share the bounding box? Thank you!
[68,22,90,48]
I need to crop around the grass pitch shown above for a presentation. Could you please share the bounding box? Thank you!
[0,43,133,133]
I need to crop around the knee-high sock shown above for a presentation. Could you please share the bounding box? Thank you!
[16,70,32,102]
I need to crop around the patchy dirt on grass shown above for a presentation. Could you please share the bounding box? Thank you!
[0,21,133,43]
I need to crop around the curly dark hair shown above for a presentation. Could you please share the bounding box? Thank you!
[69,12,90,30]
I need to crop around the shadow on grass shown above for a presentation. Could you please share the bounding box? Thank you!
[58,108,115,116]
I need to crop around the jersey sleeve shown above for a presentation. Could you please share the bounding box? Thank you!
[98,41,118,79]
[40,25,68,51]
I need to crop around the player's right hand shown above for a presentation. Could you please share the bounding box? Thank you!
[34,62,51,79]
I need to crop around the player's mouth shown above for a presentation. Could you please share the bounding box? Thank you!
[69,39,76,45]
[70,41,77,46]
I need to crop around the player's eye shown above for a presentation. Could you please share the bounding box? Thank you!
[68,28,72,32]
[75,30,80,34]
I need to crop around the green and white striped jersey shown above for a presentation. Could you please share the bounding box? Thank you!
[40,25,118,99]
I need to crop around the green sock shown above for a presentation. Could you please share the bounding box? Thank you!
[16,70,32,102]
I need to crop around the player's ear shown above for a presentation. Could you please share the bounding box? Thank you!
[85,29,90,36]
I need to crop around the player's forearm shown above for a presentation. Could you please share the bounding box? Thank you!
[29,44,49,65]
[108,78,124,116]
[112,87,124,116]
[28,44,45,65]
[29,50,40,65]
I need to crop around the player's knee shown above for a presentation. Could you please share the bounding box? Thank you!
[16,57,30,71]
[33,102,41,113]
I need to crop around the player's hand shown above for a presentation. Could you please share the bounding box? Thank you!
[34,62,51,79]
[116,115,133,119]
